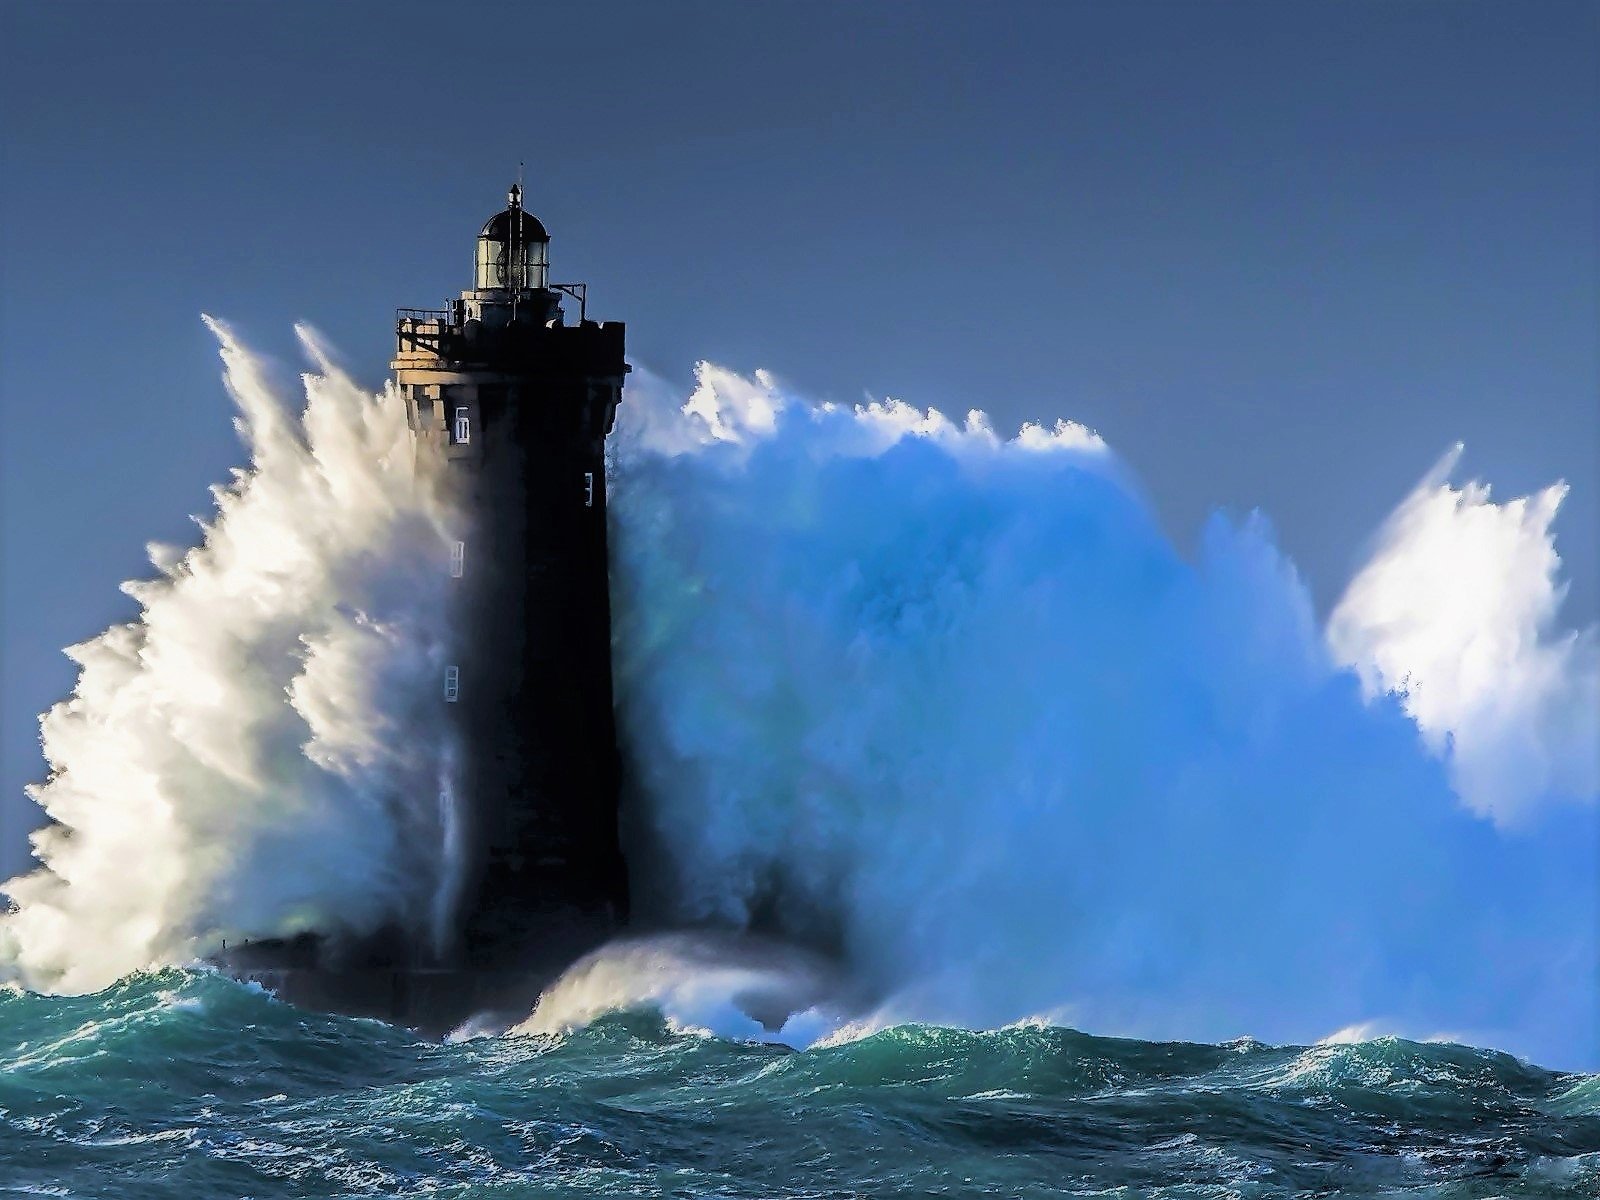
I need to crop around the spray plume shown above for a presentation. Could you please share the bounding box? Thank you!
[606,363,1599,1067]
[1328,446,1600,823]
[1,321,459,991]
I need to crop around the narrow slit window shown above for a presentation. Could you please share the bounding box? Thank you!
[450,540,465,578]
[453,406,471,444]
[443,665,460,703]
[584,471,595,508]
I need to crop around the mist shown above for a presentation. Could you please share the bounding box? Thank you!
[608,362,1599,1068]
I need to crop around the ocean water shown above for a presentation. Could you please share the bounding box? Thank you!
[3,969,1596,1199]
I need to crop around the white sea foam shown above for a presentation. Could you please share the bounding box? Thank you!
[514,931,843,1046]
[0,321,460,991]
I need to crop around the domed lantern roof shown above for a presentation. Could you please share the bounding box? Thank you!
[475,184,549,292]
[479,207,549,243]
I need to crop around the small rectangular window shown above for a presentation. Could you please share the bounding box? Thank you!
[584,471,595,508]
[443,665,460,703]
[449,540,465,578]
[453,406,471,444]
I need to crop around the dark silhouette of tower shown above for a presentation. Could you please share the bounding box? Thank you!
[393,183,630,968]
[219,186,631,1030]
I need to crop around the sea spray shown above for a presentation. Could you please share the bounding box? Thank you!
[1328,445,1600,823]
[1,322,461,989]
[3,336,1596,1071]
[607,362,1600,1068]
[515,931,845,1042]
[430,742,467,960]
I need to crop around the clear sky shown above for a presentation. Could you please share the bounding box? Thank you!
[2,0,1596,878]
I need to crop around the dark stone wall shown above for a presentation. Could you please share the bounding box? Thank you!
[443,320,631,971]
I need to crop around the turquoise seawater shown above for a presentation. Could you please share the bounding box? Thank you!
[2,969,1596,1198]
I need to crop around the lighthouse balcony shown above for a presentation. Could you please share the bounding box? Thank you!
[395,308,454,362]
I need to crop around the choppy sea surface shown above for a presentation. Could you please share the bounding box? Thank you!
[2,970,1596,1199]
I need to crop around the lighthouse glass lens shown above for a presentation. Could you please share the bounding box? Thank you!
[476,238,505,289]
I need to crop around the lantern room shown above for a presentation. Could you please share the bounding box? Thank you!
[475,183,549,292]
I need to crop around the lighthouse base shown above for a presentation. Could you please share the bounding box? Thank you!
[213,912,618,1036]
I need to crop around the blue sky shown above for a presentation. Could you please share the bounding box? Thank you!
[2,0,1596,877]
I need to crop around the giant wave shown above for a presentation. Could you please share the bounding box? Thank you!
[607,363,1599,1068]
[2,332,1595,1071]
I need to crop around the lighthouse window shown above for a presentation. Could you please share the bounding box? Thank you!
[453,406,471,444]
[444,666,460,702]
[450,540,465,578]
[525,239,549,290]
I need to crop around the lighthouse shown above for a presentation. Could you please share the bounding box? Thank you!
[220,186,632,1029]
[393,184,631,965]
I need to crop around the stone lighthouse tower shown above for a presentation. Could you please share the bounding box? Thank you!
[218,187,631,1029]
[392,184,630,979]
